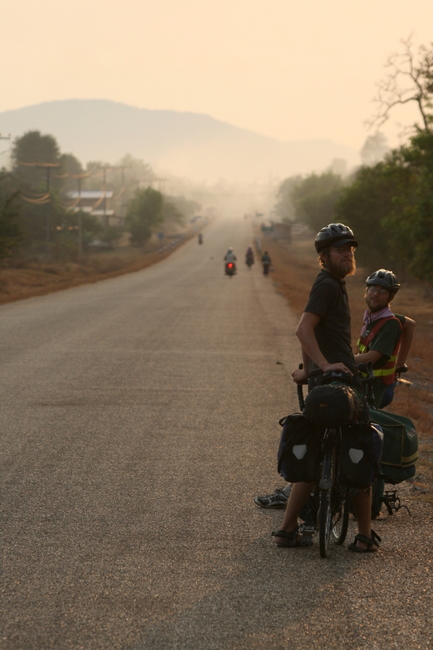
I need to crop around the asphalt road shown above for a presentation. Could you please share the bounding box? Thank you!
[1,216,432,650]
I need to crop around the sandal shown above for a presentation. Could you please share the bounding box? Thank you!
[271,527,312,548]
[348,530,381,553]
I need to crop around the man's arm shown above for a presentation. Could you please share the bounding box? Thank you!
[396,316,416,367]
[295,311,354,376]
[354,349,383,365]
[292,348,312,383]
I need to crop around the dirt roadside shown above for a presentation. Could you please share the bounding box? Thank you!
[0,237,193,306]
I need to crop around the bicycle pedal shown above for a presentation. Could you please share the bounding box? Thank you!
[299,523,316,538]
[382,490,412,516]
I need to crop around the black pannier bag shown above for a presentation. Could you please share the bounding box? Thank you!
[277,413,321,483]
[339,422,384,488]
[369,408,418,484]
[303,382,362,427]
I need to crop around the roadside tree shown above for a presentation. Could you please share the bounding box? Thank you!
[126,187,164,246]
[12,131,61,190]
[0,173,23,262]
[290,171,345,232]
[274,176,301,222]
[360,133,390,166]
[335,156,410,273]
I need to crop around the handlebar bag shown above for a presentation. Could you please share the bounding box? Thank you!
[277,413,321,483]
[339,422,384,488]
[303,382,363,427]
[369,408,418,484]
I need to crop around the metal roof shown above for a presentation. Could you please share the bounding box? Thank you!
[67,191,114,199]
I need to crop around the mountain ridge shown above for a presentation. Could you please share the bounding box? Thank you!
[0,99,360,181]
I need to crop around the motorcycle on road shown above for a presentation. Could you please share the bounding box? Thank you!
[225,261,236,277]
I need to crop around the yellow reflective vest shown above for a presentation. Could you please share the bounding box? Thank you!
[357,316,402,386]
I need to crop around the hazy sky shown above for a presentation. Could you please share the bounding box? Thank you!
[1,0,433,150]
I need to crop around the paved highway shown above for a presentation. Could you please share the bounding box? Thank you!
[1,216,432,649]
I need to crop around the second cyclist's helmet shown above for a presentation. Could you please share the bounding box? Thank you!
[366,269,400,295]
[315,223,358,253]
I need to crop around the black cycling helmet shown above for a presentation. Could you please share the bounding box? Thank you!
[365,269,400,294]
[314,223,358,253]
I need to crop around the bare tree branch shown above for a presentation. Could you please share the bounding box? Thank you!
[367,37,433,133]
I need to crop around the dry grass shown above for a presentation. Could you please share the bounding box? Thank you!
[262,230,433,501]
[0,239,191,305]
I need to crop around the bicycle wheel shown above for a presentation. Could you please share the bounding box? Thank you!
[329,446,349,544]
[331,487,350,544]
[318,447,333,558]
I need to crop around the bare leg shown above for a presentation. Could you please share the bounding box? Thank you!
[273,481,313,545]
[352,488,379,551]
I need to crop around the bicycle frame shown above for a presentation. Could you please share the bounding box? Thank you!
[297,361,411,554]
[296,367,350,557]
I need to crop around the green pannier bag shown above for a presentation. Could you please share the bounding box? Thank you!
[368,408,418,484]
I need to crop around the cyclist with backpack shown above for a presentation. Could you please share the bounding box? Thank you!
[354,269,415,408]
[271,223,380,552]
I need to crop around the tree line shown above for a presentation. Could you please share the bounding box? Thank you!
[275,39,433,282]
[0,131,200,263]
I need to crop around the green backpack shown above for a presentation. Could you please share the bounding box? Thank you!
[369,408,418,484]
[367,409,418,519]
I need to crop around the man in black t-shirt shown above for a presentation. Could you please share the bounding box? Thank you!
[272,223,380,553]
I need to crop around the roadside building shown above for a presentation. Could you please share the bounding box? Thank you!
[67,190,122,228]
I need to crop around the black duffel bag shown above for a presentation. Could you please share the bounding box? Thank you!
[303,382,363,427]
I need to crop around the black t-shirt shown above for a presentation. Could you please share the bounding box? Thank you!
[304,269,361,391]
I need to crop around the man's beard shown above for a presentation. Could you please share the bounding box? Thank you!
[326,257,356,278]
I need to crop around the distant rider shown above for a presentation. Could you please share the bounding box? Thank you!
[245,246,255,266]
[224,247,237,273]
[261,251,272,275]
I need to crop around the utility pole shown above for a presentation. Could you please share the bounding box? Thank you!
[0,133,12,162]
[110,164,129,223]
[46,165,52,256]
[70,171,91,260]
[30,162,60,256]
[77,175,82,260]
[102,165,108,229]
[120,166,126,220]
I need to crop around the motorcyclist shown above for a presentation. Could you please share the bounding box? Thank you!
[245,246,254,266]
[224,247,237,273]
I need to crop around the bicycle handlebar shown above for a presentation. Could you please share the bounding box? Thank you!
[295,360,409,414]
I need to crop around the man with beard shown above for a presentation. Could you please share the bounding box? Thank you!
[354,269,415,408]
[272,223,380,552]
